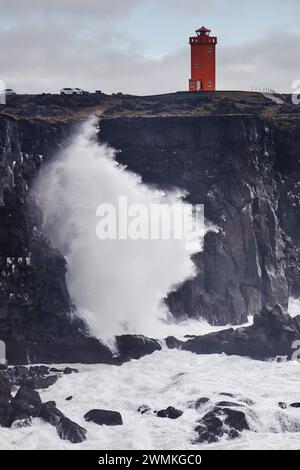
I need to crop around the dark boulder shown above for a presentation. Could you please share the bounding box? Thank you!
[29,365,49,376]
[39,402,64,426]
[0,397,13,428]
[290,403,300,408]
[84,409,123,426]
[164,336,184,350]
[57,416,87,444]
[13,386,42,417]
[194,430,219,444]
[66,396,73,401]
[157,406,183,419]
[279,402,287,409]
[193,406,249,444]
[222,408,249,432]
[21,375,58,389]
[0,374,13,427]
[14,366,29,378]
[194,412,224,444]
[115,335,161,362]
[0,374,11,398]
[39,402,87,443]
[63,367,79,375]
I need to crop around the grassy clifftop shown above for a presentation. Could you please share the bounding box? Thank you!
[0,91,299,129]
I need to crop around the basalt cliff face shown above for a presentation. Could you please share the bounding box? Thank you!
[0,91,299,363]
[99,115,292,325]
[0,116,112,364]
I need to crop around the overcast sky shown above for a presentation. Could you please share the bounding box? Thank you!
[0,0,299,95]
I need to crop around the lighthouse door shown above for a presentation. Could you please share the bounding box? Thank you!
[196,80,202,91]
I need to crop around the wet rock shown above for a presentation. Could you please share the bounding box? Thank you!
[228,429,240,439]
[194,430,219,444]
[13,386,42,417]
[21,375,58,389]
[193,406,249,444]
[84,409,123,426]
[0,374,11,398]
[289,403,300,408]
[66,396,73,401]
[63,367,78,375]
[194,412,224,444]
[184,305,300,360]
[39,402,63,426]
[39,402,86,443]
[14,366,28,377]
[29,365,49,376]
[157,406,183,419]
[57,416,87,444]
[222,408,249,432]
[115,335,161,362]
[0,397,13,428]
[46,401,57,408]
[137,405,152,415]
[279,402,287,409]
[164,336,184,350]
[0,374,13,427]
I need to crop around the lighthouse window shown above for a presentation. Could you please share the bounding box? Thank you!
[208,46,212,53]
[208,80,213,87]
[195,62,200,69]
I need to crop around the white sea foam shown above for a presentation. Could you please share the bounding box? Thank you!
[288,297,300,318]
[1,350,300,450]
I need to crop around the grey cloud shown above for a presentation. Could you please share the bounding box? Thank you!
[219,31,300,92]
[0,8,299,95]
[0,0,140,20]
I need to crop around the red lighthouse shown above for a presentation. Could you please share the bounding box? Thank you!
[189,26,217,92]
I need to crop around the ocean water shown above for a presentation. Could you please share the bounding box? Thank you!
[1,350,300,450]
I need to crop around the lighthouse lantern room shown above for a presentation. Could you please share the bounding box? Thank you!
[189,26,217,92]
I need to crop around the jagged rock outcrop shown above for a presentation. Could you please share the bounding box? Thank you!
[183,304,300,360]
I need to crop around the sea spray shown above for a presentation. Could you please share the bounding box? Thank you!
[33,117,206,342]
